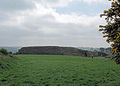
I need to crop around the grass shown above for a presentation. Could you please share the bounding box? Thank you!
[0,55,120,86]
[0,55,16,70]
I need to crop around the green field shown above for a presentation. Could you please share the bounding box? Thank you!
[0,55,120,86]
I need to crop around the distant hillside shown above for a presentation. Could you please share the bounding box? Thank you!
[0,47,21,53]
[17,46,107,57]
[78,47,100,51]
[78,47,112,55]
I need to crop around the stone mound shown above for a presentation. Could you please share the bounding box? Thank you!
[16,46,108,57]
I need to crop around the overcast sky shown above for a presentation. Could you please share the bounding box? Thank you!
[0,0,111,48]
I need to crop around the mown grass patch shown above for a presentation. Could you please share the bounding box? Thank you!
[0,55,120,86]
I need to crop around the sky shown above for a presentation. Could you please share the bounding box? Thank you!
[0,0,112,48]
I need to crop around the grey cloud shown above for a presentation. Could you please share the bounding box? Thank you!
[0,0,35,26]
[0,0,109,47]
[0,12,9,22]
[23,14,94,37]
[0,0,35,11]
[17,14,107,47]
[0,22,108,47]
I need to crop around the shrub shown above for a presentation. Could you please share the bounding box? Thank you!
[99,0,120,64]
[0,48,8,55]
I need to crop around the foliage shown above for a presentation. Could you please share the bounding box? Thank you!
[99,0,120,64]
[0,48,8,55]
[9,52,12,54]
[0,55,120,86]
[0,55,15,70]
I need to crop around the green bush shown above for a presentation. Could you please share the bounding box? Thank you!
[0,48,8,55]
[9,52,12,54]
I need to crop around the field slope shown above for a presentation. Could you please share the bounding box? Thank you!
[0,55,120,86]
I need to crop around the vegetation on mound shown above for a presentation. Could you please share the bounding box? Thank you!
[0,48,16,71]
[0,55,120,86]
[0,56,16,70]
[0,48,14,57]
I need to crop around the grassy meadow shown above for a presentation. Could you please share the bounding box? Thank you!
[0,55,120,86]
